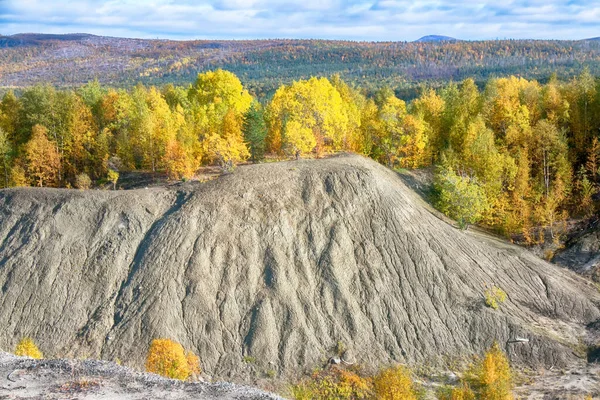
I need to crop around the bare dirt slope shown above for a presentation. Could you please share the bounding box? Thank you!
[0,154,599,381]
[0,352,280,399]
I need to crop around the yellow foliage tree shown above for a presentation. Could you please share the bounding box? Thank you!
[204,109,250,169]
[330,75,365,151]
[145,338,199,381]
[376,93,407,166]
[484,76,529,138]
[164,140,195,180]
[190,71,251,168]
[413,88,445,163]
[373,365,418,400]
[398,114,429,168]
[477,343,514,400]
[284,120,317,157]
[25,125,60,187]
[440,343,513,400]
[267,77,349,157]
[15,337,43,359]
[189,69,252,116]
[107,169,119,190]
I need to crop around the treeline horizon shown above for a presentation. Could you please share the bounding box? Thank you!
[0,69,599,242]
[3,36,600,99]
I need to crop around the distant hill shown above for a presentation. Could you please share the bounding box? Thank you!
[0,33,96,47]
[415,35,458,42]
[1,33,600,96]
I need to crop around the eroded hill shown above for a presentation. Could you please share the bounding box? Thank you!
[0,154,599,381]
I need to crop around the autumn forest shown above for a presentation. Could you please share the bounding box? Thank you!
[1,68,599,242]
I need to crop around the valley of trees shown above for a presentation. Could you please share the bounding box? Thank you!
[1,68,599,243]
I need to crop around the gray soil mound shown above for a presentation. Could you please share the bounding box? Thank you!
[0,352,280,399]
[0,154,599,381]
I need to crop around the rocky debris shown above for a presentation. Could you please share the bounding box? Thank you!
[0,154,599,382]
[512,365,600,399]
[553,218,600,282]
[0,352,281,399]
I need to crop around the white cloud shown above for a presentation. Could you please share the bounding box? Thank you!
[0,0,598,40]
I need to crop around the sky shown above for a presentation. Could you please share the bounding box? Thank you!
[0,0,599,41]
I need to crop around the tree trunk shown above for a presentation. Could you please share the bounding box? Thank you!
[2,158,8,188]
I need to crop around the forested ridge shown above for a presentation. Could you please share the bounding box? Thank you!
[1,68,600,243]
[2,33,600,98]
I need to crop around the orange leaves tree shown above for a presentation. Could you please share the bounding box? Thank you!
[439,342,514,400]
[145,338,200,380]
[25,125,60,187]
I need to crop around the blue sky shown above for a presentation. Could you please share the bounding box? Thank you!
[0,0,598,41]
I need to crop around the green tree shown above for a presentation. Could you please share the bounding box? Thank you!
[435,165,489,230]
[242,102,267,162]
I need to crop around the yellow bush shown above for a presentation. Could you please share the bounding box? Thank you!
[477,342,513,400]
[438,343,513,400]
[145,338,199,380]
[485,286,507,310]
[291,366,372,400]
[373,365,418,400]
[14,337,43,359]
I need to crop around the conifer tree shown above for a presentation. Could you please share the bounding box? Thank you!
[242,102,267,162]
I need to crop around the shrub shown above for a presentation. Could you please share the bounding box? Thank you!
[291,366,372,400]
[373,365,419,400]
[476,343,513,400]
[442,342,513,400]
[75,173,92,190]
[145,338,200,380]
[335,340,346,357]
[107,169,119,190]
[434,165,488,230]
[437,381,476,400]
[265,369,277,379]
[484,286,507,310]
[15,337,43,359]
